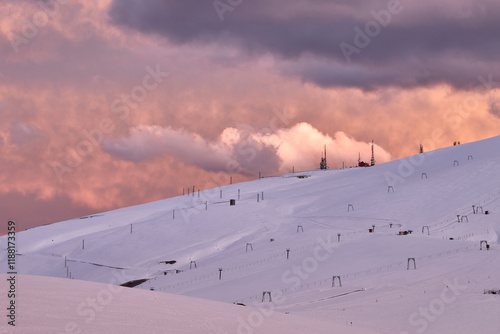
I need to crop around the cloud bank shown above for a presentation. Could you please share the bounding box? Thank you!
[0,0,499,232]
[102,122,391,175]
[109,0,500,90]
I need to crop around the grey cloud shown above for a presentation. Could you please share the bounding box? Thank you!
[108,0,500,90]
[230,131,282,176]
[488,101,500,118]
[101,125,282,176]
[9,121,47,147]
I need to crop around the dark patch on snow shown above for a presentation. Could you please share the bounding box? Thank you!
[484,289,500,295]
[78,214,104,219]
[120,278,149,288]
[66,259,125,270]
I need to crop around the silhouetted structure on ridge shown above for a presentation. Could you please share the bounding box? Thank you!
[370,140,376,166]
[358,153,369,167]
[320,145,327,170]
[358,140,376,167]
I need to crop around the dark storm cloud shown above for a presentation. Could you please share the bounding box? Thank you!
[108,0,500,90]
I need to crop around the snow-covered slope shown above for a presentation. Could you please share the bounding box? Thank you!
[2,135,500,333]
[1,274,375,334]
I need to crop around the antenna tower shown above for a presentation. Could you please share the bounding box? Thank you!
[370,140,376,166]
[320,145,328,170]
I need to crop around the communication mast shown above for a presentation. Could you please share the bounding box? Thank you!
[370,140,376,166]
[320,145,327,170]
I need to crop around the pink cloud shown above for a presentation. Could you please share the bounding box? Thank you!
[0,0,499,232]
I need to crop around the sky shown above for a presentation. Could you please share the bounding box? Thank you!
[1,0,499,232]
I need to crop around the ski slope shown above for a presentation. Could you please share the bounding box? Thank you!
[1,135,500,333]
[2,274,373,334]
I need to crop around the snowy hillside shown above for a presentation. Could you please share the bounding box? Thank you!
[2,274,373,334]
[2,135,500,333]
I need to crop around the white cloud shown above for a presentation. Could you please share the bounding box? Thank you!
[257,122,391,171]
[102,122,391,175]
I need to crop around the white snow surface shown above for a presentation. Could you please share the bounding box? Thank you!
[2,135,500,333]
[1,274,365,334]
